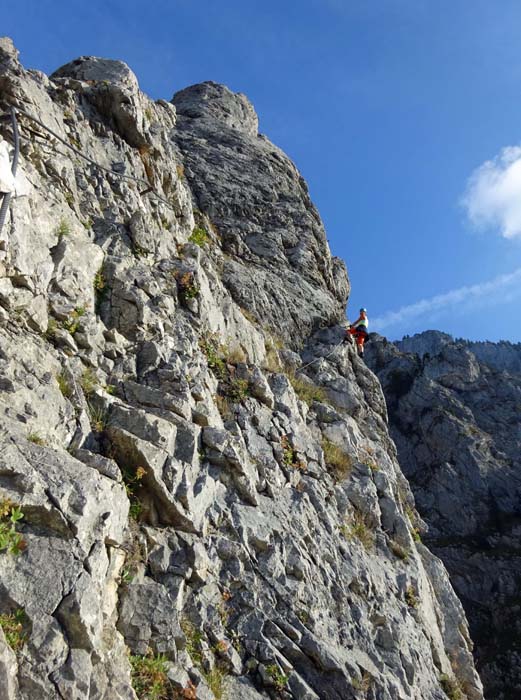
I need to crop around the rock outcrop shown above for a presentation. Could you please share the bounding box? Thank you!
[367,331,521,700]
[0,38,482,700]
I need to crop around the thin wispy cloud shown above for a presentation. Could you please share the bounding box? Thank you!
[373,267,521,331]
[462,145,521,239]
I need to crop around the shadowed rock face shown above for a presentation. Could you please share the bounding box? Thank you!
[367,331,521,700]
[172,81,349,346]
[0,38,483,700]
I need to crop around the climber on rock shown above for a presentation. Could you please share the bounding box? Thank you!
[346,307,369,357]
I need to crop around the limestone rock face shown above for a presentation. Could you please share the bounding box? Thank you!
[0,39,482,700]
[367,331,521,700]
[173,81,259,136]
[172,82,349,346]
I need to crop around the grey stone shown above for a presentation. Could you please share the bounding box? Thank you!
[0,40,485,700]
[117,579,183,657]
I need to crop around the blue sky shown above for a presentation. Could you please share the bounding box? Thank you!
[4,0,521,342]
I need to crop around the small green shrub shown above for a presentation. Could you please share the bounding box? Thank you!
[130,651,171,700]
[56,218,71,239]
[200,334,227,379]
[265,664,289,691]
[189,226,208,247]
[411,527,422,543]
[296,609,310,624]
[281,435,305,470]
[322,438,353,480]
[62,306,86,335]
[0,609,28,651]
[225,377,249,403]
[94,268,107,314]
[122,466,146,521]
[0,500,26,555]
[176,271,199,302]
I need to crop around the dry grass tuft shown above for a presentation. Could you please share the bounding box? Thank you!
[322,438,353,481]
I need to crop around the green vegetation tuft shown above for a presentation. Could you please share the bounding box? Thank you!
[0,609,28,652]
[265,664,289,691]
[122,466,146,522]
[62,306,86,335]
[281,435,305,470]
[189,226,209,247]
[204,666,225,699]
[200,334,227,380]
[56,218,71,239]
[181,619,204,667]
[0,500,26,555]
[94,268,107,314]
[181,619,228,698]
[226,378,249,403]
[176,271,199,302]
[130,651,171,700]
[87,404,108,433]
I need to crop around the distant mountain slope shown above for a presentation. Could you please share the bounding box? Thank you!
[368,331,521,700]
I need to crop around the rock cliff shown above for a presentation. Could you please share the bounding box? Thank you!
[0,38,482,700]
[367,331,521,700]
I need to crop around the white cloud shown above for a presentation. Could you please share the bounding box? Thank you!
[462,145,521,238]
[373,267,521,331]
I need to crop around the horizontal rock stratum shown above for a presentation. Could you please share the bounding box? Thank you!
[0,37,482,699]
